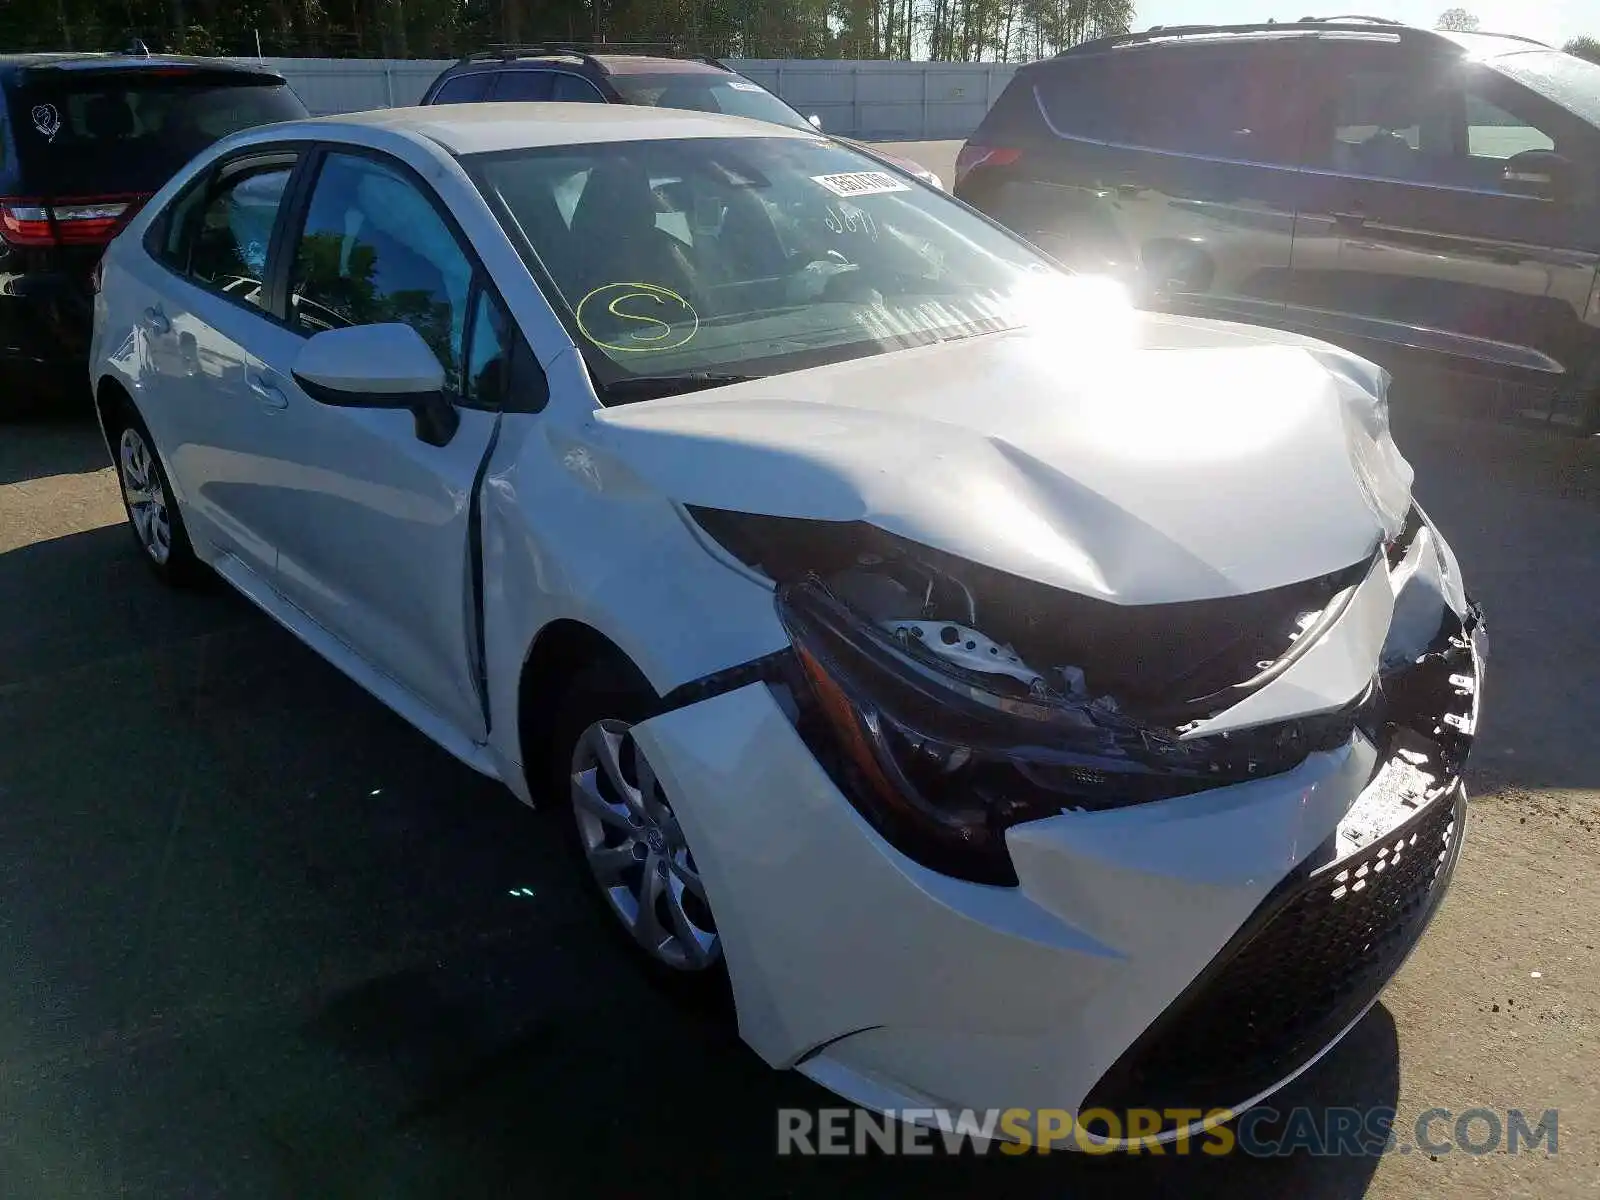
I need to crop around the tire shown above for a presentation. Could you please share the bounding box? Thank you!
[109,400,204,587]
[547,660,731,1008]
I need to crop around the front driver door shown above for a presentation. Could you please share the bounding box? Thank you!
[247,148,507,742]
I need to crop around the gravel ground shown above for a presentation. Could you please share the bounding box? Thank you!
[0,142,1595,1197]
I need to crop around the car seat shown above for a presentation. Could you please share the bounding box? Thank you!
[566,157,700,311]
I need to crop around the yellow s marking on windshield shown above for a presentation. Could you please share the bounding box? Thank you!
[575,282,700,353]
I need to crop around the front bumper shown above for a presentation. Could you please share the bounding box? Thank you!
[632,632,1477,1133]
[631,511,1482,1136]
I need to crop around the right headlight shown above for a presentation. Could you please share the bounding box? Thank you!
[776,576,1361,885]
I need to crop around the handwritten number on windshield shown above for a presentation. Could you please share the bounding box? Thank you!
[823,203,878,241]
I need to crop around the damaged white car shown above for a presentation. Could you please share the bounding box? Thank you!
[90,104,1485,1143]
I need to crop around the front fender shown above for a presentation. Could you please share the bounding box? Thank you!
[479,410,788,800]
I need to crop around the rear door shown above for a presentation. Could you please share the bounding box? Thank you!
[1289,39,1600,394]
[978,41,1311,320]
[130,146,304,581]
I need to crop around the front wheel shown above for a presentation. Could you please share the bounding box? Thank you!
[549,664,728,1001]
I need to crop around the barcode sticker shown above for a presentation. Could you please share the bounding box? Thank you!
[726,80,765,92]
[812,171,911,198]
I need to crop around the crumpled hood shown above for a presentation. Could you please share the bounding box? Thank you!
[587,307,1414,605]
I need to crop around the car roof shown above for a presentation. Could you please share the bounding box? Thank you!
[279,102,815,156]
[1055,18,1552,60]
[445,52,731,77]
[0,52,284,80]
[588,55,730,75]
[1429,29,1559,57]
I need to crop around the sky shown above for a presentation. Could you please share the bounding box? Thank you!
[1132,0,1593,49]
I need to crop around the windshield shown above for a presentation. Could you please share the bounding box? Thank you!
[1491,50,1600,129]
[468,136,1062,399]
[7,73,305,194]
[609,73,815,131]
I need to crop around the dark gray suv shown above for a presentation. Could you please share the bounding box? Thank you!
[955,18,1600,432]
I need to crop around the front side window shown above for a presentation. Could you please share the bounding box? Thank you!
[469,135,1058,398]
[287,152,474,393]
[1464,93,1554,159]
[1312,59,1576,194]
[464,289,511,407]
[611,73,814,131]
[550,74,606,103]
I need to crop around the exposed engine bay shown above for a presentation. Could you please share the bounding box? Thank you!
[691,506,1373,725]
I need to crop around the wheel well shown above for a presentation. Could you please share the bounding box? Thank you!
[517,620,652,795]
[95,375,133,434]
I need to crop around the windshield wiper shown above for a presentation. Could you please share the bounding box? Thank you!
[601,372,759,400]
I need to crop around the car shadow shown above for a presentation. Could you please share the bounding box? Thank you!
[293,938,1400,1197]
[0,410,110,487]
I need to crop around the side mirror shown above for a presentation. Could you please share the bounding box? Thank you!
[291,323,460,447]
[808,113,822,129]
[1502,150,1577,202]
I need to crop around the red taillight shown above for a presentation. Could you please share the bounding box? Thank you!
[0,201,54,247]
[952,145,1022,189]
[0,194,150,249]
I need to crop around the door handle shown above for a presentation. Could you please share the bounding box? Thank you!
[1332,211,1369,229]
[247,370,288,411]
[141,306,171,336]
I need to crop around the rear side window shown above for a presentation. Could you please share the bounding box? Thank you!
[1031,46,1306,165]
[969,70,1048,144]
[495,72,553,102]
[432,73,494,104]
[5,73,305,195]
[152,151,298,312]
[550,74,606,103]
[610,73,814,130]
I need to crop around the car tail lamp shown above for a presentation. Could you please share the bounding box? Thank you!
[952,145,1022,190]
[0,195,149,248]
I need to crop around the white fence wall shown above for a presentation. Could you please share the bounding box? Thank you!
[256,57,1019,140]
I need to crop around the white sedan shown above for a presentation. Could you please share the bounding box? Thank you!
[91,103,1485,1145]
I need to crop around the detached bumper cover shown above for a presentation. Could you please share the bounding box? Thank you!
[1084,599,1482,1122]
[1084,778,1464,1118]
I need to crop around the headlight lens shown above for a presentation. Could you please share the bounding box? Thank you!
[777,577,1362,884]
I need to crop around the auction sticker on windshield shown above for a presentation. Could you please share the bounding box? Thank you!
[813,172,910,198]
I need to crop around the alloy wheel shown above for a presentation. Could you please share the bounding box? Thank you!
[118,426,172,565]
[570,718,720,971]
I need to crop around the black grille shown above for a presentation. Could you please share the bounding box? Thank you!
[1083,782,1465,1118]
